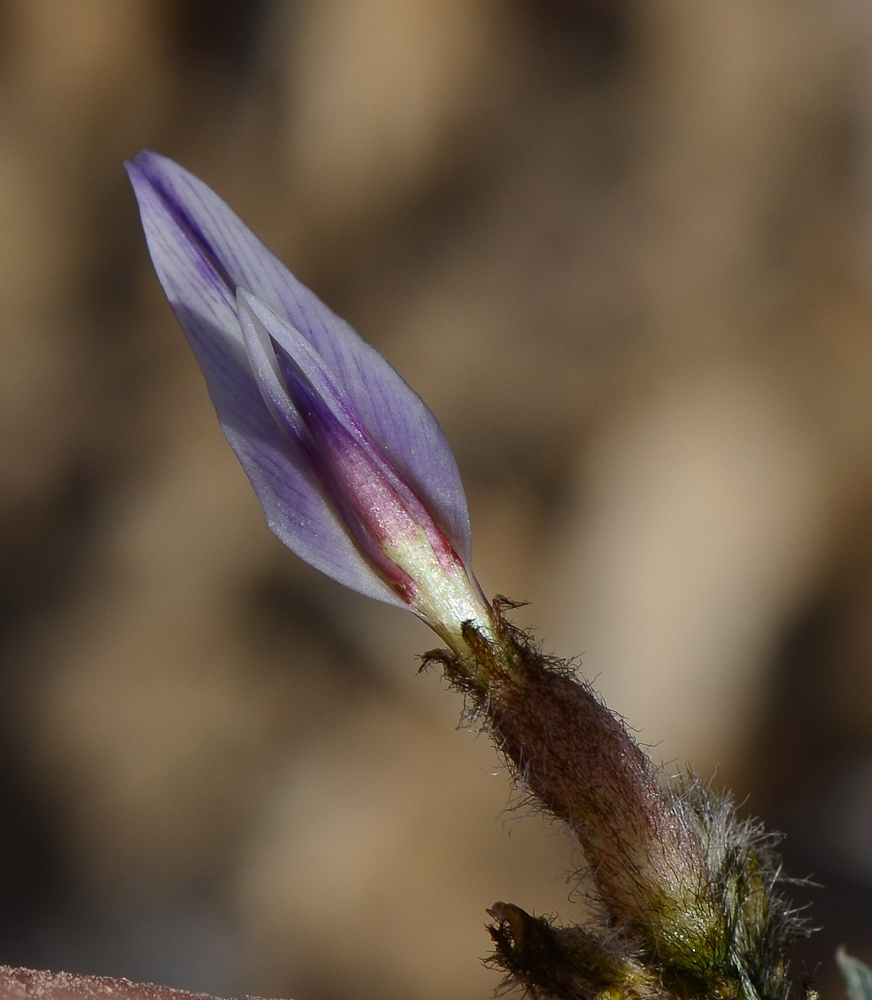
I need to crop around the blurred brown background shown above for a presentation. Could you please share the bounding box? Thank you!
[2,1,872,998]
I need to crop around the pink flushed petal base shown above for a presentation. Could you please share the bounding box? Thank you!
[0,968,290,1000]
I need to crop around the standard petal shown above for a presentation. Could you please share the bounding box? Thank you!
[129,151,473,560]
[128,169,403,606]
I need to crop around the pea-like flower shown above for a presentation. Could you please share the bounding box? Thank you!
[125,151,493,652]
[126,154,803,1000]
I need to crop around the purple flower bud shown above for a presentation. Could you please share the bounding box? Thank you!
[127,154,804,1000]
[126,152,493,651]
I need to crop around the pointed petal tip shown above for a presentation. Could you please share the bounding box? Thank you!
[125,151,167,189]
[237,287,256,310]
[129,148,173,175]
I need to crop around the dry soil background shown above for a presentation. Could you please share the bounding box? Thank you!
[2,3,872,999]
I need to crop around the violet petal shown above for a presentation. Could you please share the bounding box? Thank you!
[237,290,437,535]
[235,291,307,441]
[127,160,404,607]
[128,151,472,560]
[237,289,359,441]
